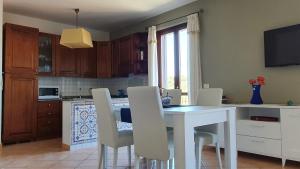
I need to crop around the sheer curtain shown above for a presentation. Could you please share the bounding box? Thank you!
[187,13,202,104]
[148,26,158,86]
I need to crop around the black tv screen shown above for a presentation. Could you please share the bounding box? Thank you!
[264,24,300,67]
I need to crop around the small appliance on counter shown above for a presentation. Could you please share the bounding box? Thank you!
[38,85,60,100]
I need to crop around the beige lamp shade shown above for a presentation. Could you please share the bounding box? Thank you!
[60,28,93,48]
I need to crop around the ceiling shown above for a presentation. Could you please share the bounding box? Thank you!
[4,0,197,32]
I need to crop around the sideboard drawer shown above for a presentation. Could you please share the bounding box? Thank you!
[237,135,282,157]
[237,120,281,139]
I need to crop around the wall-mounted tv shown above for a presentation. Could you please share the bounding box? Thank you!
[264,24,300,67]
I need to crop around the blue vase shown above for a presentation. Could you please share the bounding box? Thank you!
[250,85,263,104]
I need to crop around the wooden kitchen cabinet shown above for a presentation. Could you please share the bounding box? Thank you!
[118,36,132,77]
[97,41,112,78]
[38,32,56,76]
[2,74,38,144]
[37,101,62,139]
[131,33,148,74]
[78,41,97,78]
[55,36,80,77]
[110,33,148,77]
[4,23,39,74]
[111,40,120,77]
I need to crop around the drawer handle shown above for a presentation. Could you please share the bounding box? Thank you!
[47,121,52,124]
[48,112,52,115]
[250,125,265,128]
[251,140,265,144]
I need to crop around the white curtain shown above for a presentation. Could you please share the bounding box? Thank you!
[187,13,202,104]
[147,26,159,86]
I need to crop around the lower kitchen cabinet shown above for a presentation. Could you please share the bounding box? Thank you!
[37,100,62,139]
[2,74,38,144]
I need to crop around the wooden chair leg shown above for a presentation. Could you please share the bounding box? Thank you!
[113,148,118,169]
[127,145,131,168]
[98,144,104,169]
[135,154,140,169]
[216,143,223,169]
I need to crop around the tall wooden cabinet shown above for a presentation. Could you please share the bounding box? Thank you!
[3,24,39,144]
[4,23,38,74]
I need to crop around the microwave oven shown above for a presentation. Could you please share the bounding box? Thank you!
[38,86,60,100]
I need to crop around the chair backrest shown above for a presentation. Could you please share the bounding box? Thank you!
[197,88,223,134]
[197,88,223,106]
[127,86,169,161]
[162,89,182,105]
[92,88,118,147]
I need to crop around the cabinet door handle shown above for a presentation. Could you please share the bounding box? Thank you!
[48,112,52,115]
[47,121,52,124]
[48,104,51,107]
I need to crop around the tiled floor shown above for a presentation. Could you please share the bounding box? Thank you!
[0,139,299,169]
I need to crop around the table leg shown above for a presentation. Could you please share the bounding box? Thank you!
[173,115,196,169]
[224,109,237,169]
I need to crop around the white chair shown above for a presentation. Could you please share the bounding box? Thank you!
[92,88,133,169]
[195,88,223,169]
[128,86,172,169]
[162,89,182,105]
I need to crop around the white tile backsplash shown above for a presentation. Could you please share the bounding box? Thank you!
[38,75,148,97]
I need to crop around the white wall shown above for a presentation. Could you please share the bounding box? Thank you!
[3,12,109,41]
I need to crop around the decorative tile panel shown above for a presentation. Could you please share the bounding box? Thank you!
[71,101,97,145]
[70,100,132,146]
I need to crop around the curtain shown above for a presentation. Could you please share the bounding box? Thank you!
[147,26,159,86]
[187,13,202,104]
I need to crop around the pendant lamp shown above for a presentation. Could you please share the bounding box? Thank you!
[60,9,93,48]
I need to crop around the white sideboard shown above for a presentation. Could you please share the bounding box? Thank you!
[220,104,300,167]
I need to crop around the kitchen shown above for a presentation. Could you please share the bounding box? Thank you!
[2,13,148,144]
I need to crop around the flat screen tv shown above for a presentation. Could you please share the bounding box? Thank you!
[264,24,300,67]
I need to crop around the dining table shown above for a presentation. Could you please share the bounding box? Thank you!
[104,105,237,169]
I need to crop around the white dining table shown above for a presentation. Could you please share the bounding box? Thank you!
[104,105,237,169]
[163,106,237,169]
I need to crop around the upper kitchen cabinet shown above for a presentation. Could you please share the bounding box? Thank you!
[97,41,112,78]
[118,35,132,77]
[4,23,39,74]
[38,33,56,76]
[55,36,80,77]
[132,33,148,74]
[111,40,120,77]
[111,32,148,77]
[78,41,97,78]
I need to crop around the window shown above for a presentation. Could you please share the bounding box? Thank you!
[157,24,188,104]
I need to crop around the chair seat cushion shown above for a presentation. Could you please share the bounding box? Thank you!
[117,129,134,147]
